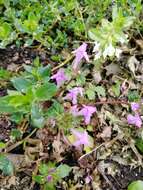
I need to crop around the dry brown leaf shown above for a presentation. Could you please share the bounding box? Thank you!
[52,139,64,162]
[99,126,112,140]
[105,63,121,76]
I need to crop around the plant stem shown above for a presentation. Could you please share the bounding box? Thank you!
[52,55,74,72]
[94,100,130,105]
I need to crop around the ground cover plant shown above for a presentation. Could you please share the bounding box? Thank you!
[0,0,143,189]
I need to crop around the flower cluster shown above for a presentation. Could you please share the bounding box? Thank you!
[71,105,96,125]
[64,87,83,105]
[72,43,89,70]
[71,129,90,147]
[51,68,68,87]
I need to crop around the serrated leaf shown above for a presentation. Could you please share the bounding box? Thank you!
[38,65,51,79]
[46,101,64,117]
[39,164,49,176]
[86,88,95,100]
[95,86,106,97]
[0,155,14,175]
[57,164,72,178]
[128,90,140,102]
[33,175,45,184]
[11,129,22,140]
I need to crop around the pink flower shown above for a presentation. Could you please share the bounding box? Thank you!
[85,175,92,184]
[127,113,142,128]
[64,87,83,105]
[46,175,53,182]
[78,105,97,124]
[72,43,89,70]
[51,69,68,87]
[71,129,90,147]
[131,102,140,112]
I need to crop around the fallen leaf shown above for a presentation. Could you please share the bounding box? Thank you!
[105,63,121,76]
[99,126,112,139]
[128,56,139,76]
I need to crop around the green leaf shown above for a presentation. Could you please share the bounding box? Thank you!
[0,154,14,175]
[86,88,95,100]
[35,83,57,101]
[128,90,140,102]
[10,112,23,124]
[39,164,49,176]
[11,77,33,93]
[0,96,17,114]
[11,129,22,140]
[33,175,45,184]
[112,81,121,97]
[57,164,72,178]
[31,103,45,128]
[44,183,55,190]
[135,138,143,154]
[128,180,143,190]
[95,86,106,97]
[0,68,11,80]
[38,65,51,80]
[0,22,12,40]
[33,57,40,67]
[0,142,6,149]
[46,101,64,117]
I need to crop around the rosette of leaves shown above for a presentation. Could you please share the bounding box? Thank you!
[33,162,72,190]
[0,57,58,128]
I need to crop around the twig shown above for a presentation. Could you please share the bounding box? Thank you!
[78,135,121,161]
[94,100,130,106]
[5,129,37,153]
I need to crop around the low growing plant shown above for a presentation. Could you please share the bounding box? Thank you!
[0,57,59,128]
[33,162,72,190]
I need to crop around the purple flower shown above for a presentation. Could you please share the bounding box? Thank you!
[78,105,97,124]
[131,102,140,112]
[51,68,68,87]
[72,43,89,70]
[127,113,142,128]
[46,175,53,182]
[85,175,92,184]
[71,129,90,147]
[64,87,83,105]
